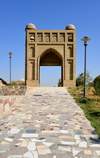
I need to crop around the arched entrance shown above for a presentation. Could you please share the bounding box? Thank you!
[39,48,63,86]
[25,23,76,87]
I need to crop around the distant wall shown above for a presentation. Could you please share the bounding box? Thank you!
[0,86,31,96]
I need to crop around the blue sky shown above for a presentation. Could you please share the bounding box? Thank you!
[0,0,100,86]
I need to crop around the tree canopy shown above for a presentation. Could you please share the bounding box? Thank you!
[76,71,92,86]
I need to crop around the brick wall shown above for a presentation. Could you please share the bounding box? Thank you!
[0,86,28,96]
[0,86,34,114]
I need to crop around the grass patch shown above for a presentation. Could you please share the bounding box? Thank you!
[68,86,100,138]
[7,82,25,86]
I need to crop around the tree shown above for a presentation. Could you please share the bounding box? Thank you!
[93,82,100,96]
[76,71,92,86]
[93,75,100,84]
[76,73,84,86]
[93,75,100,96]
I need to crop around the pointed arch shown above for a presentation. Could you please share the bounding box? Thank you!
[40,48,63,66]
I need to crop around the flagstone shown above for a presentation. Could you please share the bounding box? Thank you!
[58,146,71,152]
[26,130,36,133]
[42,142,54,147]
[9,128,20,134]
[31,151,38,158]
[49,123,59,126]
[0,144,10,153]
[42,130,60,133]
[34,124,40,128]
[52,150,66,154]
[27,141,36,150]
[37,145,48,149]
[93,151,98,157]
[0,87,99,158]
[76,140,81,145]
[1,141,10,145]
[22,133,38,138]
[31,139,42,142]
[4,137,13,142]
[18,138,25,141]
[72,148,82,156]
[95,150,100,155]
[74,135,80,140]
[60,130,69,134]
[79,141,87,148]
[8,155,23,158]
[89,144,100,147]
[38,148,51,155]
[20,141,28,147]
[60,141,75,145]
[53,156,56,158]
[59,136,74,139]
[23,151,33,158]
[84,150,92,154]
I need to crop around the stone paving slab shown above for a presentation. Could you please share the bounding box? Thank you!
[0,87,100,158]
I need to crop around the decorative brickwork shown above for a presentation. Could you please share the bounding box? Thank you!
[25,24,76,87]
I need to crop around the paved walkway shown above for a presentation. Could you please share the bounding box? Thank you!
[0,87,100,158]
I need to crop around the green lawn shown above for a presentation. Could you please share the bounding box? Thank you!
[68,86,100,138]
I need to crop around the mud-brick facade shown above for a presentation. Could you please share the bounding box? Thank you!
[25,23,76,87]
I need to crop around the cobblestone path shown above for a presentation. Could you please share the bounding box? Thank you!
[0,87,100,158]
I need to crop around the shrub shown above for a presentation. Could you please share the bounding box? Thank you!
[93,75,100,84]
[93,82,100,96]
[93,75,100,96]
[76,71,92,86]
[76,78,83,86]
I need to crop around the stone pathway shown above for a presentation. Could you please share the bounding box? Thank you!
[0,87,100,158]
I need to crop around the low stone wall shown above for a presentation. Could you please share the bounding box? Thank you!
[0,86,27,96]
[0,96,23,114]
[0,86,34,114]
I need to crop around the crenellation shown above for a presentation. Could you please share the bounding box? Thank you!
[44,33,50,42]
[52,33,58,42]
[59,33,65,42]
[37,33,43,42]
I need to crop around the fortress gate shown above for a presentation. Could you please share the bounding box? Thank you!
[25,23,76,87]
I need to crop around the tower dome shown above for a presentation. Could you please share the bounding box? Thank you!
[65,24,75,30]
[25,23,36,30]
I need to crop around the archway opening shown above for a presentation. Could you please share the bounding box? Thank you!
[39,48,63,87]
[40,66,61,87]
